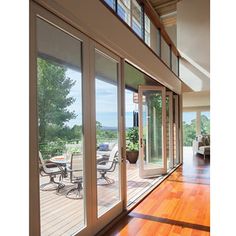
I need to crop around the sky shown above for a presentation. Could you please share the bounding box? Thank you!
[65,68,135,128]
[183,111,210,124]
[65,68,210,128]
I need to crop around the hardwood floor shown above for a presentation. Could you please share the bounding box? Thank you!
[105,147,210,236]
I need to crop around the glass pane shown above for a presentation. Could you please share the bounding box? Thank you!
[157,28,161,57]
[95,50,120,217]
[104,0,115,10]
[161,36,170,67]
[166,96,171,169]
[144,14,151,46]
[183,112,196,147]
[142,91,163,169]
[37,18,85,235]
[118,0,131,26]
[172,52,178,75]
[201,111,210,135]
[131,0,143,38]
[173,96,179,164]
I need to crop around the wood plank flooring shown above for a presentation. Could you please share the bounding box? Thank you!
[106,147,210,236]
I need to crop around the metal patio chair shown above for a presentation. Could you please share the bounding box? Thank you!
[97,145,119,185]
[38,152,65,191]
[66,152,83,199]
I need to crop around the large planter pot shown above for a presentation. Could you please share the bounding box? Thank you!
[126,150,139,164]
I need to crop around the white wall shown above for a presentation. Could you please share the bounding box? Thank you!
[183,91,210,109]
[177,0,210,92]
[34,0,182,94]
[177,0,210,73]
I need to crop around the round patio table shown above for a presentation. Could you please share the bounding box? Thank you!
[50,155,69,178]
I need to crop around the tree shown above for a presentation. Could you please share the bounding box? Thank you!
[37,57,76,144]
[201,115,210,135]
[183,118,196,146]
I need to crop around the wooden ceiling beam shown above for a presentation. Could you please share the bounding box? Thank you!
[153,0,177,9]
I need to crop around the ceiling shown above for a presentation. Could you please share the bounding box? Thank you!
[148,0,181,17]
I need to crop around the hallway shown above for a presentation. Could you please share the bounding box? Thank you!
[106,147,210,236]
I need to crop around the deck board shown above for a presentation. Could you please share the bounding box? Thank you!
[40,162,160,235]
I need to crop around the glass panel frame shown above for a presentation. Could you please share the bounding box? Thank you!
[95,49,121,217]
[36,17,87,236]
[166,91,174,170]
[138,85,167,177]
[91,42,125,233]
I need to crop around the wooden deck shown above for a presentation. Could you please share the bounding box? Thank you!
[40,162,161,236]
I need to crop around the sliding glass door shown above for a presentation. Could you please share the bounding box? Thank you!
[138,86,167,177]
[31,5,124,236]
[94,46,124,229]
[36,16,88,236]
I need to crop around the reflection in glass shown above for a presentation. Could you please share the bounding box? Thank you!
[37,18,85,235]
[144,14,151,46]
[118,0,131,26]
[95,50,120,217]
[131,0,143,38]
[104,0,116,10]
[142,91,163,169]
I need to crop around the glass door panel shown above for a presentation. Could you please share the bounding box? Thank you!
[95,49,121,217]
[36,17,86,235]
[138,86,167,177]
[173,95,180,165]
[166,91,174,170]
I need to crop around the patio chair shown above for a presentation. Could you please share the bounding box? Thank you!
[66,152,83,199]
[97,145,119,185]
[38,152,65,191]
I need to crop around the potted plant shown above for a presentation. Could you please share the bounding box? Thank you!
[126,127,139,164]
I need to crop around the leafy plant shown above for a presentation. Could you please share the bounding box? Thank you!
[39,138,66,160]
[126,127,139,151]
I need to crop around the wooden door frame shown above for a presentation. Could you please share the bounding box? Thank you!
[138,85,167,178]
[30,2,93,236]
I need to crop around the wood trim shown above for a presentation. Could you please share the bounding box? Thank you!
[138,85,167,177]
[29,3,41,236]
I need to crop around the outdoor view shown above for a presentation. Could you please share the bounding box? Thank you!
[183,111,210,146]
[37,17,87,236]
[95,49,121,217]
